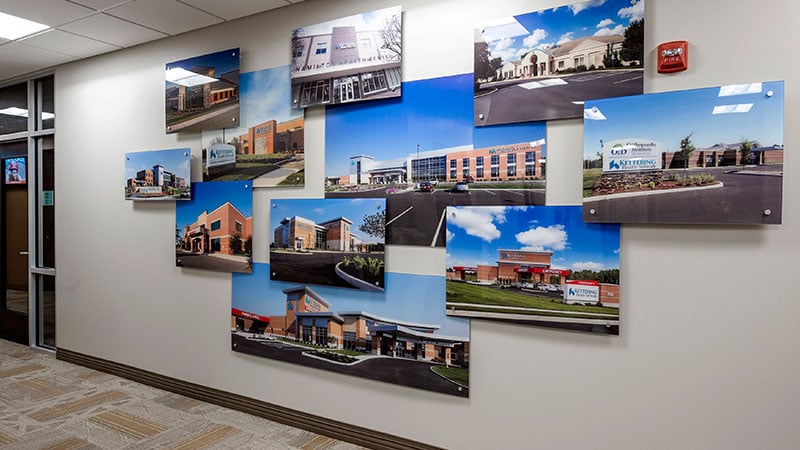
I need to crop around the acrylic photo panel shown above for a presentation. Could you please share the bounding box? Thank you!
[201,66,305,187]
[233,263,470,397]
[165,48,240,134]
[583,81,784,224]
[446,205,620,334]
[176,180,253,273]
[474,0,644,126]
[124,148,190,200]
[325,73,546,247]
[270,198,385,291]
[4,157,26,185]
[291,6,402,108]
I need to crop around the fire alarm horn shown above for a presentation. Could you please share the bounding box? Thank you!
[657,41,688,73]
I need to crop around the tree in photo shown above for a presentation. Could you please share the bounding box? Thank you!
[379,13,402,58]
[739,139,756,165]
[359,207,386,240]
[474,41,503,83]
[621,19,644,65]
[603,43,622,68]
[678,132,696,172]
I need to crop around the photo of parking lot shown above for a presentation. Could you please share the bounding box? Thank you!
[325,73,547,247]
[445,205,620,334]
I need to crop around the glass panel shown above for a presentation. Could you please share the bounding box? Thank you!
[2,153,28,314]
[38,76,55,130]
[38,136,55,268]
[37,274,55,348]
[0,82,28,136]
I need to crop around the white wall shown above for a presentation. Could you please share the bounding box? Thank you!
[55,0,800,448]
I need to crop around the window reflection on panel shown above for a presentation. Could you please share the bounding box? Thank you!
[0,82,28,136]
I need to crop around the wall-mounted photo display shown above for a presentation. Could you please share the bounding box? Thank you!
[4,157,26,185]
[124,148,191,200]
[176,181,252,273]
[446,205,620,334]
[233,263,470,397]
[291,6,402,108]
[474,0,644,126]
[583,81,784,224]
[201,65,305,187]
[165,48,240,134]
[270,198,386,291]
[325,73,546,247]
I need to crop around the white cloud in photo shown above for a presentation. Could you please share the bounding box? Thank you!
[515,224,568,251]
[557,32,575,45]
[619,0,645,21]
[296,7,397,37]
[522,29,548,48]
[313,208,325,214]
[596,18,615,28]
[448,207,508,242]
[446,229,455,242]
[489,36,521,63]
[572,261,606,271]
[613,248,621,254]
[569,0,607,15]
[594,24,626,36]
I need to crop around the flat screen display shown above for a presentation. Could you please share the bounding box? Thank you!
[4,157,26,185]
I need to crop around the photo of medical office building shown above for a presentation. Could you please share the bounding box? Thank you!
[238,117,304,155]
[246,286,468,366]
[331,139,545,186]
[273,215,376,252]
[179,202,252,256]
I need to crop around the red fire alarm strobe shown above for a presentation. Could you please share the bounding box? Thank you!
[657,41,688,73]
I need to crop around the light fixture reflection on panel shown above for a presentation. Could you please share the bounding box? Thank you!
[711,103,753,114]
[165,67,218,87]
[718,83,762,97]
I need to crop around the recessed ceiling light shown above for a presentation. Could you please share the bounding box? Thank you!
[0,12,50,41]
[165,67,218,87]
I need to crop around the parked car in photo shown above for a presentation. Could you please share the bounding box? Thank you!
[419,181,433,192]
[451,181,470,193]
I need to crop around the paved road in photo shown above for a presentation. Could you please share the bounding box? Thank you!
[475,69,643,125]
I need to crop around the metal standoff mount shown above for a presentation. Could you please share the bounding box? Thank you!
[764,209,772,216]
[589,208,597,215]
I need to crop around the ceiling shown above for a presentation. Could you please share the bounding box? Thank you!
[0,0,306,83]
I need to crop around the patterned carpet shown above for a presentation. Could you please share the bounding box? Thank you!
[0,340,365,449]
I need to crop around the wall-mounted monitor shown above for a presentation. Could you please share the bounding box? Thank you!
[4,157,26,185]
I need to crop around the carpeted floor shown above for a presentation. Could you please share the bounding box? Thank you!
[0,339,365,449]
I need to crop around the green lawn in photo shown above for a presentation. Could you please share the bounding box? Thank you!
[432,366,469,387]
[583,168,602,197]
[446,280,618,316]
[278,170,304,186]
[205,154,295,181]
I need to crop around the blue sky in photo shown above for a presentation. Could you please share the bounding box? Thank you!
[202,65,301,148]
[166,48,239,83]
[325,73,547,177]
[446,206,620,272]
[125,148,191,183]
[176,181,252,232]
[479,0,645,63]
[270,198,386,244]
[583,81,785,159]
[295,6,400,38]
[233,263,469,338]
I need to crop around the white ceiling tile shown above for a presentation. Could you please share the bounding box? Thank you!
[67,0,136,11]
[177,0,289,21]
[19,29,120,58]
[59,13,167,47]
[106,0,221,35]
[0,42,77,67]
[0,0,94,27]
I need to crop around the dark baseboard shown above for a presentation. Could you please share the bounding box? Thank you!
[57,347,442,450]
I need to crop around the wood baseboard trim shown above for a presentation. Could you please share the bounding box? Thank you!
[57,347,442,450]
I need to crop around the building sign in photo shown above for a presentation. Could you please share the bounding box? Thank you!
[583,80,784,224]
[233,264,470,397]
[325,73,547,247]
[474,0,645,126]
[175,181,252,273]
[201,65,305,187]
[124,148,191,201]
[165,48,240,134]
[291,6,402,108]
[445,205,621,334]
[270,198,386,291]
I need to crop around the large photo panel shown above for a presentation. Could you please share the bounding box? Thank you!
[233,263,470,398]
[269,198,386,291]
[291,6,402,108]
[583,81,784,224]
[201,66,305,188]
[446,205,620,334]
[325,73,546,247]
[165,48,240,134]
[474,0,644,125]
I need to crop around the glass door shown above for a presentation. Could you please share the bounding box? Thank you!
[1,141,29,344]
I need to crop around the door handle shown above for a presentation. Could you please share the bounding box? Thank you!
[19,251,29,255]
